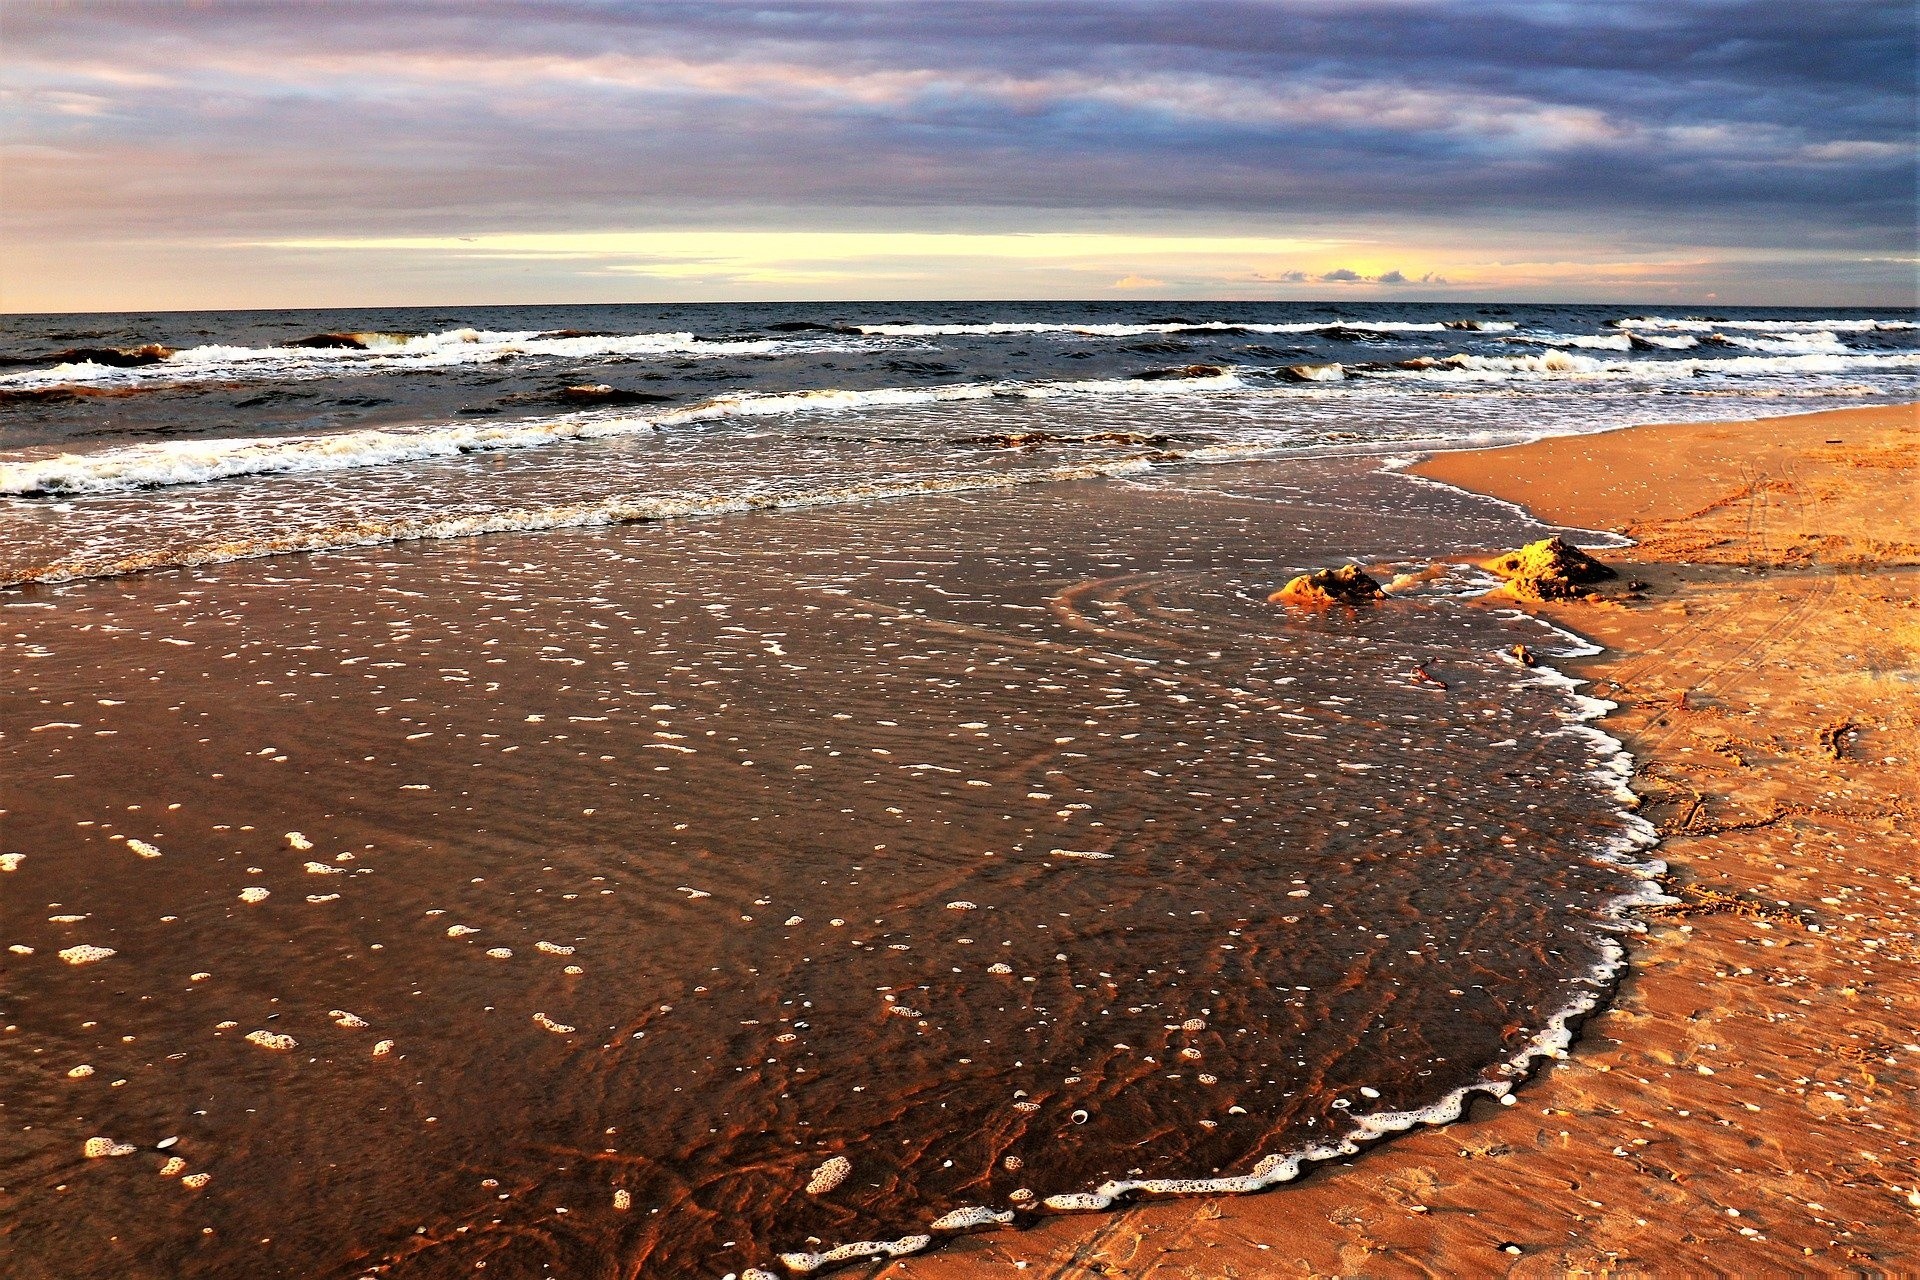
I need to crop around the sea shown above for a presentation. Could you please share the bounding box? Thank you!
[1,301,1913,1277]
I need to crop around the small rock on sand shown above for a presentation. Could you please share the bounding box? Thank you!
[1483,536,1617,601]
[1269,565,1384,607]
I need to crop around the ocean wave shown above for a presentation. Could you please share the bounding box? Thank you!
[0,325,840,393]
[1508,333,1635,351]
[1518,330,1862,355]
[9,347,1911,496]
[1615,315,1916,333]
[0,373,1248,496]
[854,319,1515,338]
[1368,349,1919,383]
[1,458,1158,587]
[1713,331,1849,354]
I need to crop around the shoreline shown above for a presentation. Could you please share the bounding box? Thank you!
[877,401,1918,1276]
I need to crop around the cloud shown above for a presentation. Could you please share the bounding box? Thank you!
[1111,273,1167,290]
[1,0,1912,308]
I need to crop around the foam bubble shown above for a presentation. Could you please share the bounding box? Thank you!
[58,945,114,965]
[779,1235,931,1273]
[83,1137,135,1158]
[929,1206,1014,1231]
[805,1155,852,1194]
[244,1030,298,1051]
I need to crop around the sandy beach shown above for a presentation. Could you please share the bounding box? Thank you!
[872,402,1919,1277]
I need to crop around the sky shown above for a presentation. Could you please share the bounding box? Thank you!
[2,0,1914,312]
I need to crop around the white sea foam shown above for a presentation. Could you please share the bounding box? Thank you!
[1377,349,1918,383]
[1615,315,1915,332]
[855,319,1514,337]
[6,457,1158,586]
[1715,331,1849,354]
[12,343,1912,499]
[0,326,839,393]
[0,373,1244,497]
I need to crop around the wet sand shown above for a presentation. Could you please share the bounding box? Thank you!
[1,457,1651,1278]
[879,402,1918,1275]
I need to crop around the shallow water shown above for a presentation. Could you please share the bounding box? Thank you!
[1,459,1658,1277]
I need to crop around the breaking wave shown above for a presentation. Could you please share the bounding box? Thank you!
[1373,349,1918,382]
[1615,315,1917,333]
[855,319,1516,337]
[0,326,847,393]
[0,374,1246,496]
[7,348,1913,497]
